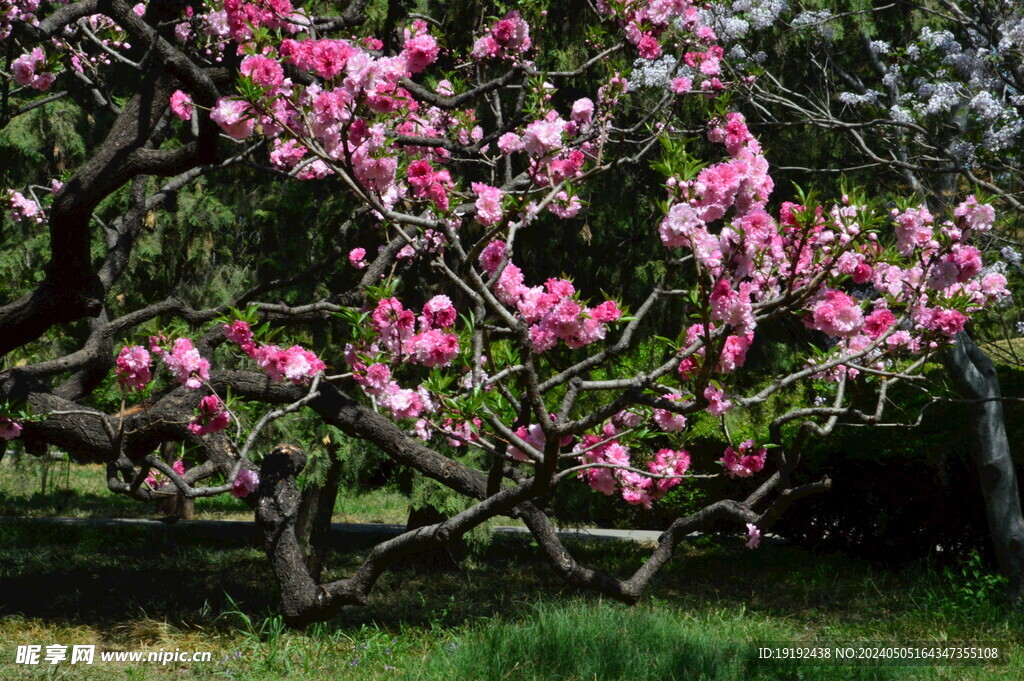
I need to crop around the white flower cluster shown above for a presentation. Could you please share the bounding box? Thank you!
[630,55,681,89]
[732,0,788,30]
[869,40,891,54]
[916,81,962,116]
[1000,247,1023,269]
[948,140,976,168]
[791,11,835,40]
[838,90,881,106]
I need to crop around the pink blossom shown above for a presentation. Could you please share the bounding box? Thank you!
[471,182,504,226]
[408,329,460,367]
[893,206,934,256]
[548,192,582,219]
[170,90,193,121]
[716,333,754,373]
[720,440,767,478]
[709,280,755,334]
[223,320,257,356]
[637,34,661,59]
[863,308,896,339]
[570,98,595,125]
[381,385,424,419]
[659,203,705,249]
[981,272,1009,297]
[521,118,563,156]
[471,11,531,60]
[653,394,688,432]
[241,55,285,88]
[115,345,152,392]
[254,345,326,383]
[231,468,259,498]
[270,139,307,169]
[188,395,231,436]
[145,460,186,490]
[704,385,733,416]
[667,77,691,95]
[162,338,210,390]
[174,21,192,43]
[954,195,994,232]
[746,523,761,549]
[421,295,457,328]
[590,300,622,323]
[348,247,367,269]
[497,132,524,154]
[12,47,54,91]
[6,190,43,224]
[618,470,654,508]
[402,32,439,73]
[648,448,690,496]
[924,308,967,337]
[478,239,507,275]
[210,99,255,139]
[809,290,864,338]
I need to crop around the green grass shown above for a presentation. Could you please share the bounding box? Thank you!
[0,455,409,523]
[0,519,1021,680]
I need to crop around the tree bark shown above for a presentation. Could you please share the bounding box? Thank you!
[295,449,342,581]
[944,332,1024,606]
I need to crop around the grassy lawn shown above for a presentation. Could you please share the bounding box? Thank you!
[0,455,409,524]
[0,518,1020,680]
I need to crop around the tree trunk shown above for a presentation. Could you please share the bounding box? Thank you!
[295,449,343,581]
[944,332,1024,606]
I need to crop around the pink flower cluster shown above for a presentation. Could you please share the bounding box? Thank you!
[507,416,573,462]
[170,90,193,121]
[12,47,55,91]
[479,240,622,353]
[402,20,439,74]
[659,114,773,263]
[5,190,43,224]
[719,440,767,479]
[407,160,454,211]
[344,295,459,421]
[187,395,231,436]
[365,295,460,367]
[471,11,531,61]
[210,99,255,140]
[352,362,432,420]
[222,0,295,43]
[575,419,690,509]
[653,111,1005,386]
[222,321,326,384]
[597,0,714,64]
[145,460,186,490]
[472,182,504,226]
[156,338,211,390]
[652,394,688,432]
[1,0,41,41]
[231,468,259,498]
[115,345,152,392]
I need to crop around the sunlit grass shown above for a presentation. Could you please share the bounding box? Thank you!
[0,456,410,524]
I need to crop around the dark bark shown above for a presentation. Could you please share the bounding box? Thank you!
[295,449,343,581]
[944,332,1024,607]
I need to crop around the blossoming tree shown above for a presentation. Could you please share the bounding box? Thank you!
[0,0,1012,622]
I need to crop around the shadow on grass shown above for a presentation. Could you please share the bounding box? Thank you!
[0,518,1014,638]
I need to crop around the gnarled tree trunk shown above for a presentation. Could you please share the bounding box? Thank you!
[945,332,1024,607]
